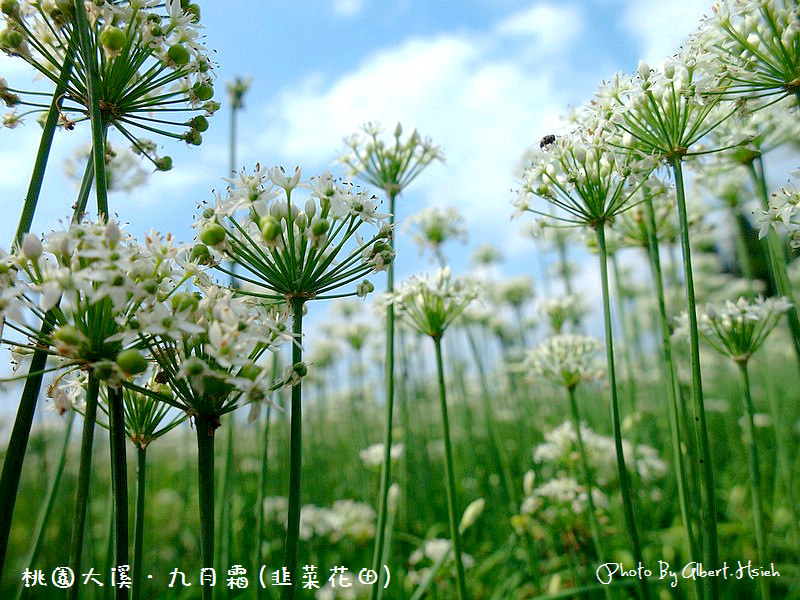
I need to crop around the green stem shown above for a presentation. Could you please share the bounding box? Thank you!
[217,417,235,598]
[567,386,605,564]
[108,386,129,600]
[671,157,719,600]
[196,414,218,600]
[281,297,305,600]
[738,363,770,600]
[433,335,470,600]
[256,401,273,600]
[132,445,146,600]
[0,316,54,580]
[748,158,800,376]
[67,371,100,600]
[14,44,76,244]
[595,224,650,600]
[371,190,397,599]
[72,156,96,222]
[16,412,76,600]
[74,0,110,220]
[643,196,700,582]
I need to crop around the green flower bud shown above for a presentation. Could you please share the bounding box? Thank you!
[199,223,226,246]
[202,207,215,219]
[93,360,115,381]
[259,215,282,241]
[193,82,214,101]
[116,349,148,376]
[238,363,261,381]
[167,43,190,66]
[171,291,199,313]
[54,325,84,348]
[189,115,209,132]
[1,0,19,16]
[311,218,330,236]
[183,356,205,376]
[0,28,24,51]
[99,27,126,52]
[154,156,172,171]
[190,243,211,263]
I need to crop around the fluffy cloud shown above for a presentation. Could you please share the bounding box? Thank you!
[620,0,713,64]
[253,3,586,265]
[332,0,366,17]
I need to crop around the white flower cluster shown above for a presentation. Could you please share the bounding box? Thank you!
[532,421,668,486]
[406,538,475,587]
[538,296,586,333]
[694,0,800,105]
[261,496,375,544]
[390,267,478,339]
[359,442,404,467]
[754,169,800,247]
[515,125,654,227]
[675,296,793,364]
[520,474,608,520]
[195,166,393,301]
[525,334,604,390]
[404,205,467,258]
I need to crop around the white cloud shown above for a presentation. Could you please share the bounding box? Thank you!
[252,5,587,263]
[332,0,365,17]
[620,0,713,64]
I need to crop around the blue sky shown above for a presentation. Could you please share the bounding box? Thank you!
[0,0,715,351]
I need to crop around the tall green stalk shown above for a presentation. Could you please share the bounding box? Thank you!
[16,412,75,600]
[132,446,147,600]
[67,371,100,600]
[256,403,273,600]
[566,386,605,565]
[595,224,650,600]
[196,415,217,600]
[643,196,699,576]
[108,386,129,600]
[671,157,719,600]
[738,363,770,600]
[433,336,470,600]
[282,297,305,600]
[371,189,397,598]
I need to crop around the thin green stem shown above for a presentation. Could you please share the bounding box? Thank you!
[433,335,470,600]
[15,45,76,244]
[67,371,100,600]
[595,224,650,600]
[738,363,770,600]
[371,190,397,599]
[0,316,54,580]
[108,386,129,600]
[643,195,700,593]
[567,386,606,564]
[256,400,273,600]
[196,415,218,600]
[16,412,75,600]
[671,157,719,600]
[281,297,305,600]
[132,445,147,600]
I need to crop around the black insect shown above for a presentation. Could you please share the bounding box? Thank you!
[539,134,556,149]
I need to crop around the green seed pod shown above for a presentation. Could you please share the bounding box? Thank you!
[116,349,148,376]
[184,130,202,146]
[185,3,201,22]
[154,156,173,171]
[167,43,190,66]
[193,82,214,101]
[199,223,226,246]
[171,291,199,313]
[99,27,126,52]
[311,218,330,236]
[293,362,308,377]
[190,115,209,132]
